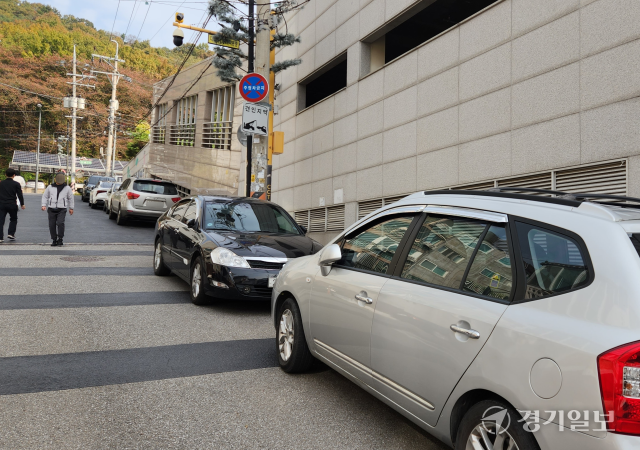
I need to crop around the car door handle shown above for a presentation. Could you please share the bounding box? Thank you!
[450,324,480,339]
[355,291,373,304]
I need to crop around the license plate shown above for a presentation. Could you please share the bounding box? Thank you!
[268,275,277,288]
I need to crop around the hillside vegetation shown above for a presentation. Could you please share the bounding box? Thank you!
[0,0,213,171]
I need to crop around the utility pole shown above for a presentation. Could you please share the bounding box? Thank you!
[35,104,42,193]
[266,26,276,201]
[92,40,125,178]
[254,3,271,198]
[246,0,255,198]
[64,45,94,189]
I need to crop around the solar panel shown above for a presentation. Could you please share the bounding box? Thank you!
[10,150,128,175]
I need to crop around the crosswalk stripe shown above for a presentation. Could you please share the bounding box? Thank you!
[0,339,277,395]
[0,275,187,295]
[0,291,191,310]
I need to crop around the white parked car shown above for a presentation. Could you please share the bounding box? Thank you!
[272,187,640,450]
[25,181,45,190]
[89,181,115,209]
[103,183,122,214]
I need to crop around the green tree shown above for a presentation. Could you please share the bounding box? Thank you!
[126,121,150,159]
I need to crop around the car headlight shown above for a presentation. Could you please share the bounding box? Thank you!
[210,247,251,268]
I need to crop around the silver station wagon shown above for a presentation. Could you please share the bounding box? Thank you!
[272,188,640,450]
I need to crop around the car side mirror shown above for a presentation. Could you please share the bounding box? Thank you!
[319,244,341,276]
[299,225,308,235]
[186,218,197,229]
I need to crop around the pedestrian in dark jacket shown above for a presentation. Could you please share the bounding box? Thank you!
[41,172,74,246]
[0,168,25,243]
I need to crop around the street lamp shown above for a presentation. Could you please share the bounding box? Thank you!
[35,104,42,194]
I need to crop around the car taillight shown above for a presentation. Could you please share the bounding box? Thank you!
[96,190,106,194]
[126,192,140,200]
[171,197,181,203]
[598,341,640,435]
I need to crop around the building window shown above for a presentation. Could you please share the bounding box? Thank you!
[204,85,235,150]
[299,53,347,110]
[170,95,197,146]
[365,0,499,73]
[153,103,167,144]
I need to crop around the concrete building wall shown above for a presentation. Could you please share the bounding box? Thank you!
[148,58,243,194]
[271,0,640,244]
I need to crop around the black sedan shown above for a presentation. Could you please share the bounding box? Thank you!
[153,195,323,305]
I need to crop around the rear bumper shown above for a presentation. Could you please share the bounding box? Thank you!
[120,202,165,220]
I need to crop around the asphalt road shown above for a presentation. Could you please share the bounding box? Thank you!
[0,201,450,449]
[2,193,156,244]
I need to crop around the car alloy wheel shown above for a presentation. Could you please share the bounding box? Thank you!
[278,309,295,362]
[192,262,202,298]
[467,422,520,450]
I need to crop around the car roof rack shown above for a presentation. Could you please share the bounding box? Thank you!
[424,187,640,210]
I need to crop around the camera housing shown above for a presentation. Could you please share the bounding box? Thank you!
[175,12,184,23]
[173,28,184,47]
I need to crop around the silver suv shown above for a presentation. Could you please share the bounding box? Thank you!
[272,188,640,450]
[109,178,181,225]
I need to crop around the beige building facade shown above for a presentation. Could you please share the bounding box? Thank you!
[270,0,640,244]
[149,58,243,196]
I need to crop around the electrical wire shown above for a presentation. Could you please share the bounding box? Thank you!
[0,82,64,100]
[110,0,122,40]
[124,0,141,37]
[137,1,153,38]
[149,0,187,41]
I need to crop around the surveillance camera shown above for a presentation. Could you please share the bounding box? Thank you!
[175,12,184,23]
[173,27,184,47]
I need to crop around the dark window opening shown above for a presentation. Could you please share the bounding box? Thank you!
[302,57,347,109]
[384,0,498,63]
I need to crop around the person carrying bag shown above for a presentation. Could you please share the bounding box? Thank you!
[41,172,74,247]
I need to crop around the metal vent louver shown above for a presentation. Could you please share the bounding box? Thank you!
[326,205,345,232]
[358,199,383,220]
[497,173,553,195]
[454,181,496,191]
[294,211,309,229]
[555,161,627,196]
[384,195,407,206]
[309,208,326,233]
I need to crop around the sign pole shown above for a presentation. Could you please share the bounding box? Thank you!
[246,0,255,198]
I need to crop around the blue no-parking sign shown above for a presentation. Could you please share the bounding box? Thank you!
[239,73,269,103]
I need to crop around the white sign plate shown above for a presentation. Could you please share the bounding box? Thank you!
[241,102,269,136]
[268,274,277,288]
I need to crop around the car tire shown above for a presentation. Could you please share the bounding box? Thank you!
[91,202,97,209]
[116,207,127,226]
[82,196,87,203]
[153,240,171,276]
[189,256,208,306]
[455,399,541,450]
[109,205,116,220]
[277,298,315,373]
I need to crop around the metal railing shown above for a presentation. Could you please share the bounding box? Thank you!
[202,121,233,150]
[151,126,166,144]
[168,124,196,147]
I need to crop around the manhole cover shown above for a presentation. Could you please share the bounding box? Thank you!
[60,256,105,262]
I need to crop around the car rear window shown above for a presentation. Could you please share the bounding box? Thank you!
[87,176,100,185]
[133,181,178,195]
[99,182,113,189]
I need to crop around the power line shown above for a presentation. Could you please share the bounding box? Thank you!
[110,0,122,40]
[137,2,152,38]
[124,0,141,37]
[0,82,64,101]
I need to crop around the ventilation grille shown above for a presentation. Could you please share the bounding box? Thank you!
[309,208,326,233]
[294,211,309,229]
[556,161,627,196]
[383,195,406,206]
[326,205,346,232]
[358,199,383,220]
[497,173,553,195]
[455,181,496,191]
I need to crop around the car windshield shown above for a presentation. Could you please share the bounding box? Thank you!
[133,181,178,195]
[204,201,300,235]
[87,176,100,185]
